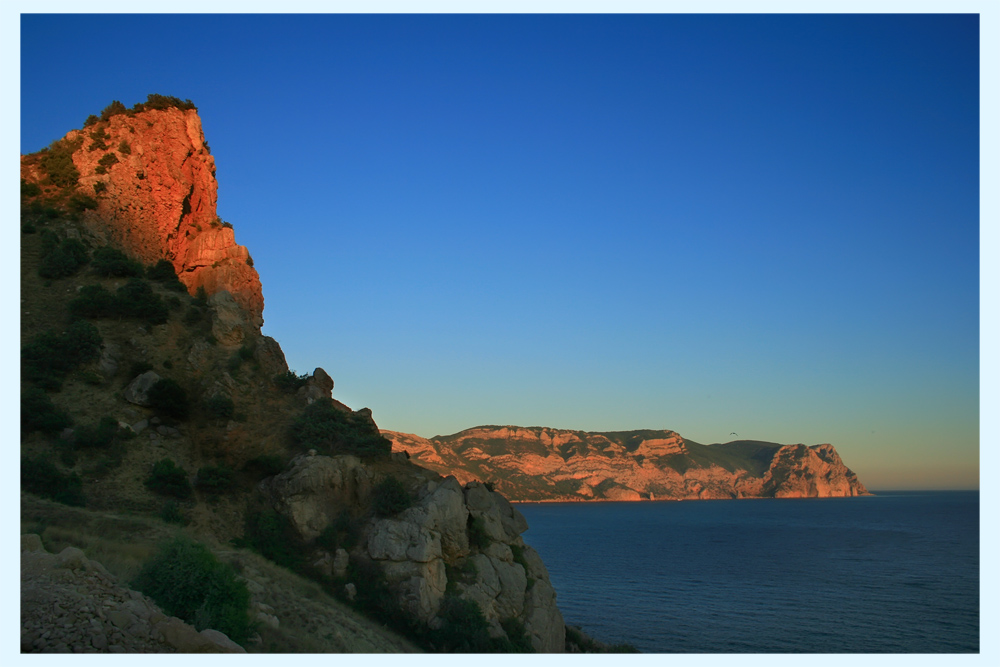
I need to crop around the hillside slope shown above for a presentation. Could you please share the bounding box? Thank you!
[20,96,567,653]
[384,426,870,501]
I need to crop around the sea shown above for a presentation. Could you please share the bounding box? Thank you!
[518,491,979,653]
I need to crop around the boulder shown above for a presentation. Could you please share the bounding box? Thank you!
[123,371,162,406]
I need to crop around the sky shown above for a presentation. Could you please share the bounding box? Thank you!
[14,6,987,492]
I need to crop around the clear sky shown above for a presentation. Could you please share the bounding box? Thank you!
[17,9,983,491]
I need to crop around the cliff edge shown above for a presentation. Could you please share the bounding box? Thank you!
[21,101,264,327]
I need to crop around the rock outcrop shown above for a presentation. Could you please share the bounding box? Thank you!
[21,105,264,327]
[259,454,566,652]
[384,426,870,502]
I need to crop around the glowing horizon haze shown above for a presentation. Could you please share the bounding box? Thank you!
[18,12,980,491]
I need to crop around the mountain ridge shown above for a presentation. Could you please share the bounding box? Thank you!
[383,425,870,502]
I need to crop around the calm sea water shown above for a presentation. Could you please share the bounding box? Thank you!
[518,491,979,653]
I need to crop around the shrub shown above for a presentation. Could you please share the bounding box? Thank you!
[83,114,99,127]
[88,126,110,151]
[132,536,254,645]
[91,246,143,277]
[239,508,301,570]
[290,399,392,459]
[133,94,197,113]
[21,458,85,506]
[67,194,98,214]
[203,394,234,421]
[468,516,490,550]
[159,500,187,525]
[74,416,121,449]
[115,279,169,324]
[147,378,189,420]
[100,100,127,121]
[118,139,131,155]
[195,465,236,496]
[97,152,119,169]
[429,596,494,652]
[315,511,361,552]
[21,388,72,434]
[21,180,41,198]
[39,136,83,187]
[22,321,103,390]
[243,454,286,478]
[69,284,117,319]
[93,181,107,195]
[38,236,89,279]
[144,458,192,498]
[273,370,308,394]
[373,476,412,517]
[146,260,186,291]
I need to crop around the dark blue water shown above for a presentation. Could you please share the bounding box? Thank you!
[519,491,979,653]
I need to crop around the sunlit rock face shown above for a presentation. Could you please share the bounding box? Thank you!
[40,107,264,327]
[383,426,870,502]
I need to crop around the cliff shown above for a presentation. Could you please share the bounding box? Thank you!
[383,426,870,501]
[21,101,264,327]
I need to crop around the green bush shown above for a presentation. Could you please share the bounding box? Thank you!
[84,114,99,127]
[290,399,392,459]
[21,388,72,434]
[429,596,494,652]
[118,139,131,155]
[69,284,117,319]
[373,476,412,517]
[468,516,490,551]
[159,500,188,525]
[38,235,89,279]
[272,370,308,394]
[144,458,192,498]
[146,260,187,291]
[22,321,103,390]
[243,454,286,478]
[67,194,98,214]
[195,465,236,496]
[21,180,41,198]
[91,246,143,277]
[315,511,362,552]
[93,181,107,195]
[239,508,302,570]
[21,458,85,506]
[100,100,127,121]
[74,416,121,449]
[132,536,254,645]
[133,94,197,113]
[115,279,169,324]
[203,394,234,420]
[97,152,119,168]
[39,137,83,188]
[147,378,189,420]
[88,126,111,151]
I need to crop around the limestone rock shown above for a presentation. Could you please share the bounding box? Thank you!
[384,425,870,502]
[123,371,162,406]
[35,107,264,327]
[207,291,248,346]
[260,454,371,541]
[299,367,335,404]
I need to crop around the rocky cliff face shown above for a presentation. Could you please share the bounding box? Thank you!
[384,426,870,502]
[259,454,565,652]
[21,106,264,327]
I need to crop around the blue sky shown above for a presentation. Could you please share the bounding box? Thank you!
[17,10,983,490]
